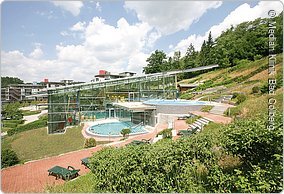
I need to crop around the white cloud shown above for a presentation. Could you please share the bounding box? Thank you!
[52,1,83,16]
[2,17,154,82]
[124,1,222,35]
[29,43,43,59]
[70,21,86,31]
[1,50,72,82]
[96,2,102,12]
[173,1,283,55]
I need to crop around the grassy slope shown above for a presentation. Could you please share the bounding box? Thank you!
[2,126,85,162]
[2,126,109,162]
[180,54,282,99]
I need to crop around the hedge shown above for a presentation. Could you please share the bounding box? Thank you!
[3,122,18,128]
[22,110,41,116]
[7,119,47,136]
[2,119,24,125]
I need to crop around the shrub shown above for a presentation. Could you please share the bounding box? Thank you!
[201,105,214,112]
[84,138,97,148]
[157,128,172,138]
[224,107,241,117]
[251,86,260,94]
[7,119,47,136]
[2,148,19,168]
[236,94,246,104]
[121,128,131,138]
[260,82,268,94]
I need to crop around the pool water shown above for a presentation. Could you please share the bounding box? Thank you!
[88,121,147,136]
[143,99,207,106]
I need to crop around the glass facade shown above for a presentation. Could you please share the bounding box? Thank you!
[47,73,177,134]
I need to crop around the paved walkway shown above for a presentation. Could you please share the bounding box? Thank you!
[2,121,182,193]
[23,110,48,124]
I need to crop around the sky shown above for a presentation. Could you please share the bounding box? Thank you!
[1,0,283,83]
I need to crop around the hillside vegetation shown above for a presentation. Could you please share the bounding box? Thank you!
[179,54,282,100]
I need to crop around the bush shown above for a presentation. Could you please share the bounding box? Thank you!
[224,107,241,117]
[157,128,172,138]
[84,138,97,148]
[236,94,246,104]
[251,86,260,94]
[260,82,268,94]
[7,119,47,136]
[201,105,214,112]
[121,128,131,138]
[2,148,19,168]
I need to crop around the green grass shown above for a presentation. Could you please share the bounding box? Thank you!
[46,173,96,192]
[2,126,109,162]
[200,105,214,112]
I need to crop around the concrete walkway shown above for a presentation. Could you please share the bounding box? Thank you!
[23,110,48,124]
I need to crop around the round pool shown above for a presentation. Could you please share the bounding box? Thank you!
[143,99,208,106]
[87,121,148,137]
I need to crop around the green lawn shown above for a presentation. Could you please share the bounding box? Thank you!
[46,173,96,192]
[2,126,109,162]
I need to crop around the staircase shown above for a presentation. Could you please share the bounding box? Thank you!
[188,117,212,131]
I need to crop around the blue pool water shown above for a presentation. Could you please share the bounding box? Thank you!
[143,99,207,106]
[87,121,147,136]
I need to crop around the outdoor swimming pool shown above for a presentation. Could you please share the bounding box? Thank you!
[143,99,208,106]
[87,121,148,137]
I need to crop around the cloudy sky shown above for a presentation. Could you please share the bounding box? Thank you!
[1,1,282,83]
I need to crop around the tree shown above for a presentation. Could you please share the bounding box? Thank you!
[1,76,24,88]
[2,148,19,168]
[143,50,167,74]
[183,43,197,69]
[2,102,23,120]
[121,128,131,138]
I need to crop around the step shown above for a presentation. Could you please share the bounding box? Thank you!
[199,118,210,124]
[195,120,205,126]
[191,123,200,129]
[196,119,208,125]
